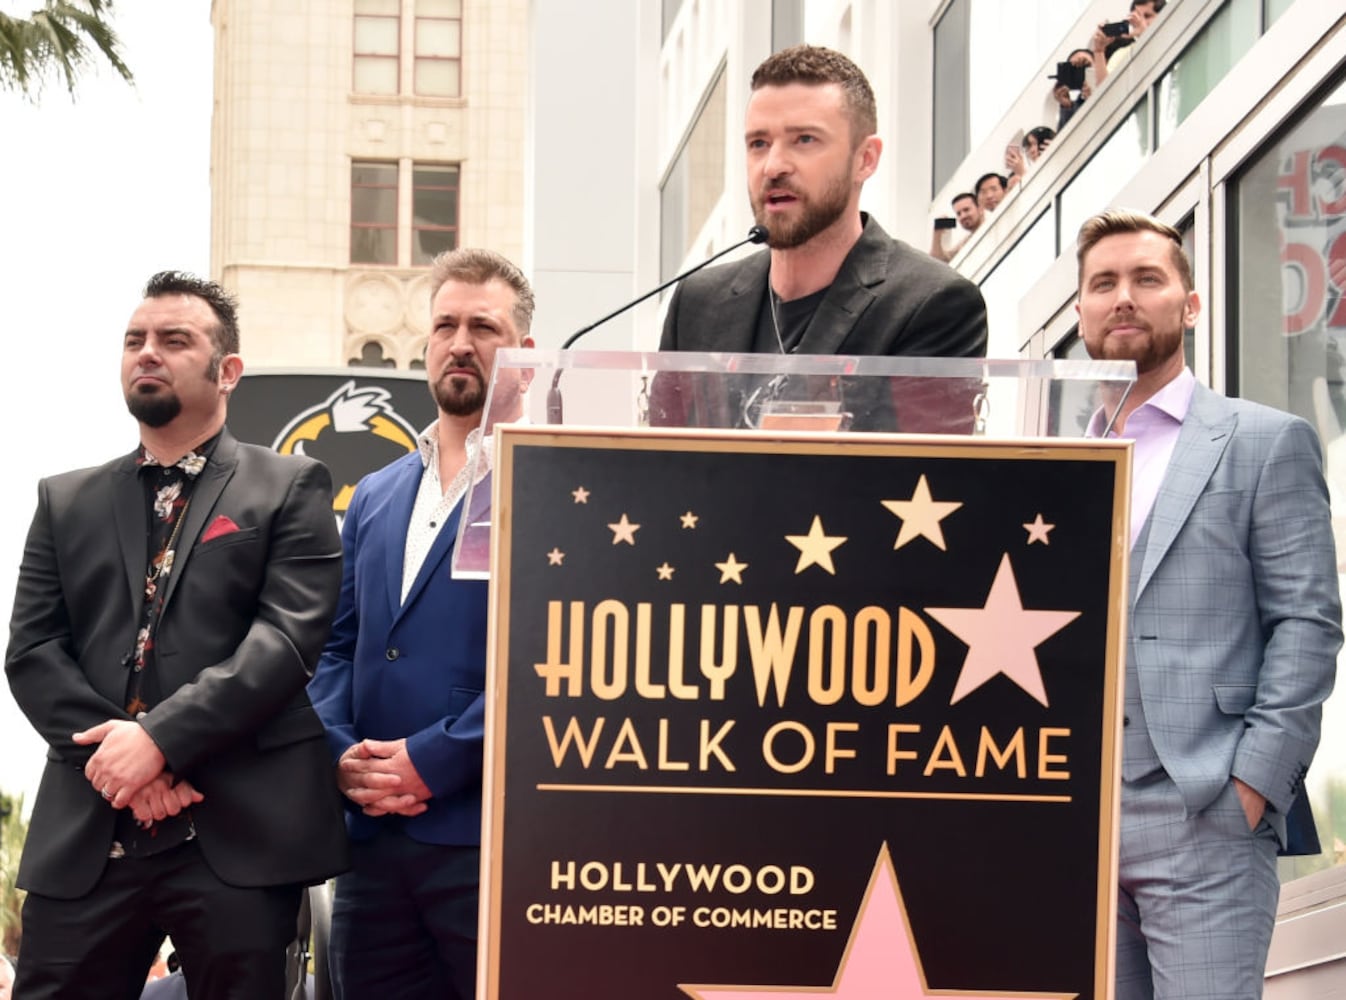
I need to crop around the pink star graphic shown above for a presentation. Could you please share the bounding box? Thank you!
[1023,513,1055,545]
[926,554,1080,706]
[681,846,1072,1000]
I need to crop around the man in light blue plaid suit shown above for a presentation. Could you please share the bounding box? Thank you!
[1076,209,1341,1000]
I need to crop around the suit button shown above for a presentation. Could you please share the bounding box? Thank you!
[1123,715,1131,727]
[385,648,400,661]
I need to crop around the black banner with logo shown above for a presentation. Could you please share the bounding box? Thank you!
[229,370,434,513]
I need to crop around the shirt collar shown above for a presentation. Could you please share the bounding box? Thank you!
[416,423,483,472]
[135,429,223,478]
[1088,367,1195,436]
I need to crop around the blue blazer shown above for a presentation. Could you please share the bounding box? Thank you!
[1130,383,1341,852]
[309,451,489,845]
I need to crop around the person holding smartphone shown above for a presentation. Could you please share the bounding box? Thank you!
[1091,0,1166,85]
[929,192,982,263]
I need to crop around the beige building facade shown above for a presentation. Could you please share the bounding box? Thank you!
[209,0,528,369]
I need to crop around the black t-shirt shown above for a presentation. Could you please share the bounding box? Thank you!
[752,284,829,354]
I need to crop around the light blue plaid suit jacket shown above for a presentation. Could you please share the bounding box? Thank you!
[1129,381,1341,849]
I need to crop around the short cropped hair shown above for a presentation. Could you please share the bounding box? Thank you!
[1076,209,1192,292]
[952,192,977,208]
[974,173,1007,197]
[143,270,240,365]
[428,248,536,336]
[750,45,877,144]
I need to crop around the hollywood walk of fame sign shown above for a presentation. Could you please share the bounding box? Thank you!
[481,425,1131,1000]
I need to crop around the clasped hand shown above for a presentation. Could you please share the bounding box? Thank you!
[337,738,432,817]
[74,719,203,823]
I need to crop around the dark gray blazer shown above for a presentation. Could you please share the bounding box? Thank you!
[6,431,349,898]
[659,214,987,358]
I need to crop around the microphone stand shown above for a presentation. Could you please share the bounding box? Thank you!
[546,225,770,423]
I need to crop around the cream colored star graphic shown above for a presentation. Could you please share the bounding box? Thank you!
[1023,513,1054,545]
[926,553,1081,706]
[680,511,699,529]
[572,486,590,503]
[656,562,675,580]
[715,553,747,584]
[608,514,640,545]
[881,474,964,551]
[785,516,846,575]
[547,548,564,565]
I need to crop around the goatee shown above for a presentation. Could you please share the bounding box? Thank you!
[127,390,182,428]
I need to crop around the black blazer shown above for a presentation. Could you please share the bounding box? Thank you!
[657,215,988,432]
[6,431,348,898]
[660,214,987,358]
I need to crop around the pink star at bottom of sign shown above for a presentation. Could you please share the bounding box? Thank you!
[680,845,1075,1000]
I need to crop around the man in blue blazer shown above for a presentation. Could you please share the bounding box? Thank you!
[1076,209,1341,999]
[309,248,535,999]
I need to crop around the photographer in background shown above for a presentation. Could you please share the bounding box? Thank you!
[1092,0,1166,86]
[1051,49,1094,129]
[929,192,983,263]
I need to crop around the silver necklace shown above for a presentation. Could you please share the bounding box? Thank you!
[768,286,789,354]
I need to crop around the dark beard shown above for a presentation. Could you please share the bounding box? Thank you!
[431,369,486,417]
[752,174,852,250]
[127,389,182,428]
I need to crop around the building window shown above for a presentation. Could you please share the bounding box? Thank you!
[932,0,1090,195]
[351,161,460,267]
[1233,70,1346,879]
[414,0,462,97]
[1057,96,1151,251]
[1157,0,1259,146]
[354,0,400,95]
[351,162,399,265]
[412,164,460,265]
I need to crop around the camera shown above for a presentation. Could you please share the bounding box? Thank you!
[1050,60,1087,91]
[1102,19,1131,37]
[934,217,957,231]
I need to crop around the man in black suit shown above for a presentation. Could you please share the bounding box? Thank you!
[5,272,348,1000]
[660,45,987,363]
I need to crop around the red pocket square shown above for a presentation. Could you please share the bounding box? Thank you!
[201,515,242,543]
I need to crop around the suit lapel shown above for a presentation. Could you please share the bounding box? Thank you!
[718,253,771,353]
[383,454,425,620]
[1135,384,1235,599]
[111,456,146,618]
[397,499,465,620]
[795,218,887,356]
[158,433,239,618]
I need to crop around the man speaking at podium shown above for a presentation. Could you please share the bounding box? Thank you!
[659,45,986,363]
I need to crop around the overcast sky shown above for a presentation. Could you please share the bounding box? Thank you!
[0,3,214,808]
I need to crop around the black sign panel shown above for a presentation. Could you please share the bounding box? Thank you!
[484,427,1129,1000]
[229,370,435,513]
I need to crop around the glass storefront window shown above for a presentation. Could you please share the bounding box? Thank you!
[1157,0,1259,145]
[1058,96,1150,251]
[1235,73,1346,878]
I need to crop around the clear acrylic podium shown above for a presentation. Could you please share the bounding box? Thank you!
[451,349,1136,579]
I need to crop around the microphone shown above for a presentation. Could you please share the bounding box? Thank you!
[560,225,769,350]
[547,225,769,423]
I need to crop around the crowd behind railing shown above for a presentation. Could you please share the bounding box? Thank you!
[930,0,1168,265]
